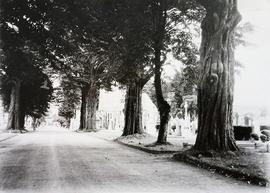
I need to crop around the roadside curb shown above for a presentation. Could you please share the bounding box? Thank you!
[115,139,179,154]
[173,153,269,187]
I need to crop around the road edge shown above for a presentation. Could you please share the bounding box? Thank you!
[0,133,18,143]
[114,139,179,154]
[173,152,269,187]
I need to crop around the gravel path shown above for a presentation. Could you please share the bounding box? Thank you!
[0,127,268,193]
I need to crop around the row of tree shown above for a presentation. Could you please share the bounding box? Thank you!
[0,0,243,152]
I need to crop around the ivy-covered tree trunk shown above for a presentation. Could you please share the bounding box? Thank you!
[79,82,99,132]
[153,0,170,144]
[194,0,241,152]
[122,81,144,136]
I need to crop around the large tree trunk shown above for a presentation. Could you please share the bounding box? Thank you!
[122,81,144,136]
[66,117,71,129]
[79,85,88,130]
[154,47,170,144]
[6,81,22,131]
[194,0,241,152]
[19,109,25,130]
[153,0,170,144]
[6,86,16,130]
[31,118,38,130]
[79,83,99,132]
[14,81,22,131]
[85,82,99,131]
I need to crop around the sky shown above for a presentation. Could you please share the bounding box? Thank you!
[234,0,270,113]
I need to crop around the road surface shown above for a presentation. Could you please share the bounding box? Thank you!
[0,127,268,193]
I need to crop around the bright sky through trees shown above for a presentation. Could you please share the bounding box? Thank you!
[235,0,270,113]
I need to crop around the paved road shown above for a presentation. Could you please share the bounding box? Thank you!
[0,127,268,193]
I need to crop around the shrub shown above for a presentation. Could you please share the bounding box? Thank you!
[261,130,270,141]
[260,134,268,142]
[250,133,259,141]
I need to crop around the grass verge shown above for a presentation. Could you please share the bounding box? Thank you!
[173,149,269,187]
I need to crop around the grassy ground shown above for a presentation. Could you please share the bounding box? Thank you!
[114,132,269,186]
[173,148,269,186]
[115,133,193,153]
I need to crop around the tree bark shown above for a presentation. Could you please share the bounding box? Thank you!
[85,82,99,132]
[14,81,22,131]
[79,85,88,130]
[194,0,241,152]
[19,109,25,130]
[122,81,144,136]
[154,47,171,144]
[66,117,71,129]
[79,82,99,132]
[6,80,22,131]
[32,118,38,130]
[153,0,171,144]
[6,86,16,130]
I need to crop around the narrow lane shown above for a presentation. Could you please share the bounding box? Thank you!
[0,127,268,193]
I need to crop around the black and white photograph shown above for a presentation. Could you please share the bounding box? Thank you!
[0,0,269,192]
